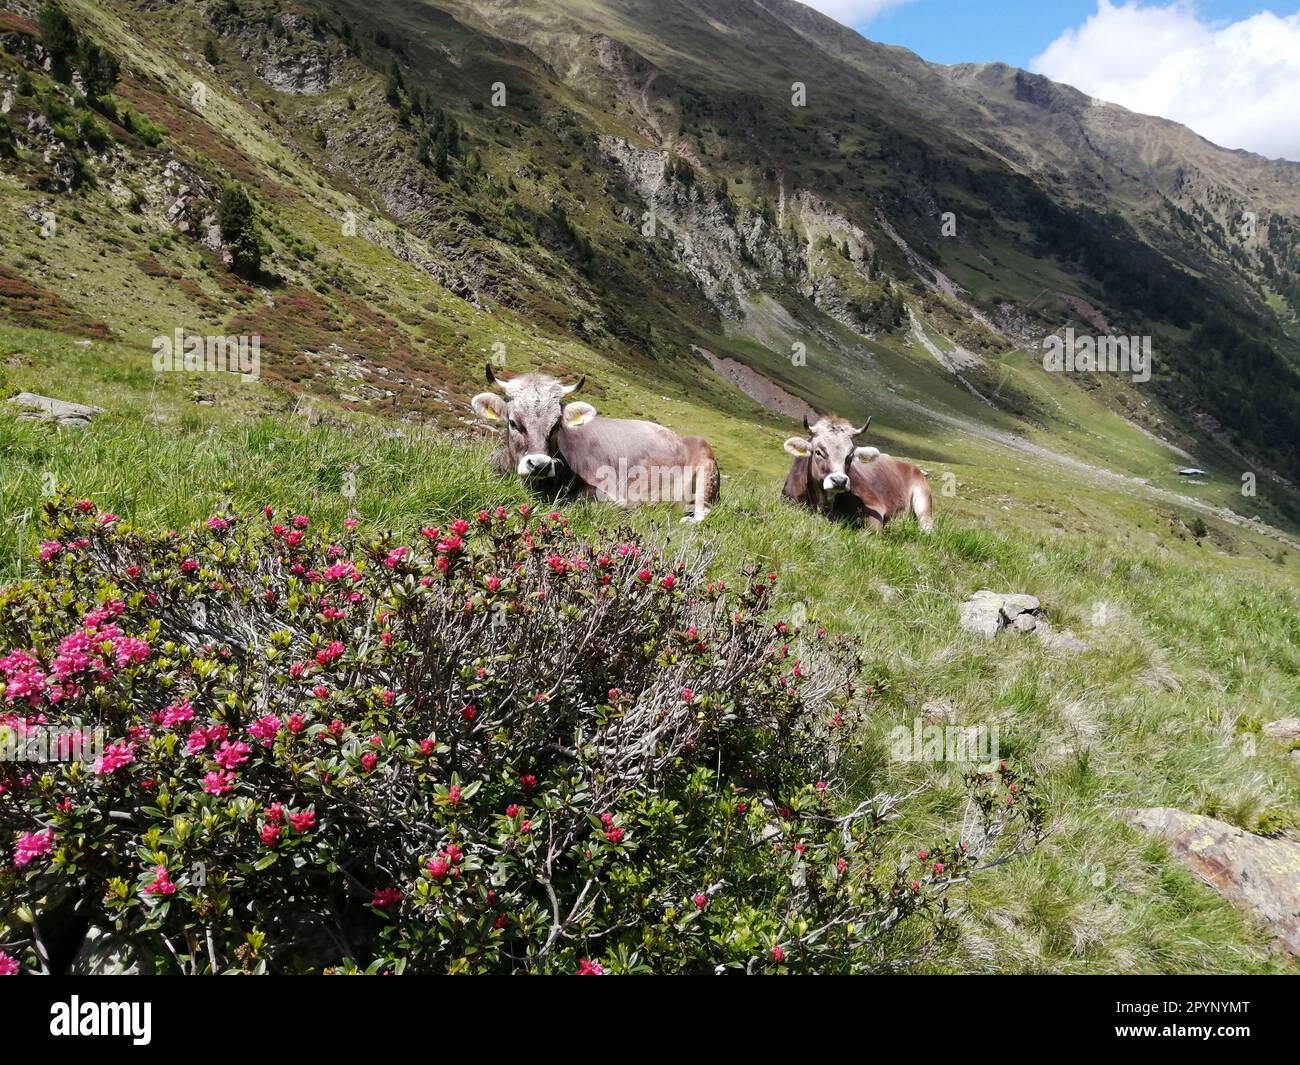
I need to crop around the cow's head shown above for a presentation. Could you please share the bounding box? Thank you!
[471,365,592,479]
[783,414,876,495]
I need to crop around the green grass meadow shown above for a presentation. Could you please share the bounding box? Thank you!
[2,323,1298,972]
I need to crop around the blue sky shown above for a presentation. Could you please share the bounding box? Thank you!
[850,0,1290,66]
[801,1,1300,158]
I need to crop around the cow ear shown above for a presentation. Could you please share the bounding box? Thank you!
[471,392,506,422]
[563,401,597,428]
[855,446,880,462]
[784,437,811,457]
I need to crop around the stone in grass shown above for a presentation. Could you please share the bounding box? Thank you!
[1128,807,1300,956]
[958,590,1008,637]
[1262,719,1300,744]
[6,392,105,429]
[921,700,956,724]
[1036,625,1088,653]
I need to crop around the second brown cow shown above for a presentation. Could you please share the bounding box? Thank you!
[782,413,934,532]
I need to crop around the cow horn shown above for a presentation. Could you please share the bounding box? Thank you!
[562,374,586,395]
[485,363,501,388]
[853,416,872,437]
[803,412,814,433]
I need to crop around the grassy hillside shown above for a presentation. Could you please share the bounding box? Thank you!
[1,0,1299,972]
[2,323,1298,972]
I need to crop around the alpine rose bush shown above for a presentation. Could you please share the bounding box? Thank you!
[0,495,1041,974]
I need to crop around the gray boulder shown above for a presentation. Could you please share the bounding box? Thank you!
[1262,719,1300,744]
[7,392,105,429]
[958,590,1081,650]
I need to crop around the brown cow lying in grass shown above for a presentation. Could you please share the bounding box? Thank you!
[782,413,934,532]
[471,365,720,523]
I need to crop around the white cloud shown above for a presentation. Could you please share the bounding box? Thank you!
[1032,1,1300,160]
[798,0,913,26]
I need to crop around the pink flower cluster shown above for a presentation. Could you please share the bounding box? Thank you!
[92,740,136,776]
[142,865,177,896]
[14,828,55,867]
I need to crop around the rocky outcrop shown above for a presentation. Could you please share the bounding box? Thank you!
[959,590,1040,637]
[253,49,338,96]
[7,392,104,428]
[208,7,345,95]
[599,136,881,329]
[958,590,1086,651]
[1128,807,1300,956]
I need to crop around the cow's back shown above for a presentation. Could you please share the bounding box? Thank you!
[558,417,692,501]
[851,454,924,519]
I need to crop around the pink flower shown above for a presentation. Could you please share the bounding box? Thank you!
[38,539,63,561]
[426,857,450,880]
[659,575,677,589]
[287,713,306,734]
[519,774,537,792]
[506,804,521,818]
[206,517,229,530]
[260,823,281,846]
[159,700,193,728]
[214,740,250,769]
[93,741,136,775]
[112,637,150,667]
[293,515,310,528]
[248,714,281,747]
[14,828,54,867]
[460,704,476,722]
[360,752,377,772]
[288,810,316,832]
[180,558,199,573]
[604,827,625,845]
[576,957,604,975]
[771,946,785,963]
[142,865,177,896]
[934,862,945,874]
[636,568,652,582]
[680,688,695,703]
[693,893,707,910]
[202,770,235,796]
[372,887,403,909]
[0,951,18,975]
[448,785,462,805]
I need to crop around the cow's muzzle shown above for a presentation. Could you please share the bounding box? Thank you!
[518,454,557,478]
[823,473,850,492]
